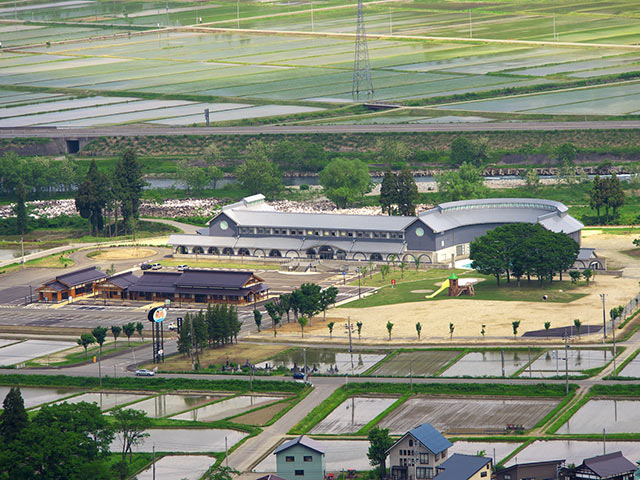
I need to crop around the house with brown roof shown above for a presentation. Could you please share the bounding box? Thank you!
[494,459,565,480]
[37,266,106,302]
[93,271,139,300]
[560,451,636,479]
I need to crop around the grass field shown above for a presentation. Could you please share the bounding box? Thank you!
[4,0,640,124]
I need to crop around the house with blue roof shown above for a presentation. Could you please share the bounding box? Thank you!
[386,422,491,480]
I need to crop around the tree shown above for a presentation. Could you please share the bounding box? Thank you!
[398,261,406,279]
[415,322,422,340]
[380,169,397,215]
[523,168,540,191]
[380,264,390,280]
[299,283,322,326]
[110,325,122,349]
[356,321,363,340]
[298,316,308,338]
[204,466,239,480]
[327,321,335,339]
[122,322,135,346]
[319,286,339,322]
[556,143,577,165]
[75,159,108,236]
[177,315,192,356]
[450,137,478,166]
[367,426,393,480]
[13,182,28,262]
[436,161,487,202]
[469,228,508,285]
[605,173,625,221]
[569,271,581,284]
[573,319,582,338]
[319,157,371,208]
[589,175,605,224]
[544,321,551,339]
[376,139,411,167]
[77,333,95,357]
[177,159,210,195]
[92,326,108,356]
[386,321,394,340]
[265,302,281,337]
[582,268,593,284]
[111,407,151,463]
[0,387,28,442]
[512,320,520,339]
[253,309,262,332]
[280,293,292,323]
[136,321,144,341]
[114,148,145,233]
[235,141,282,198]
[449,322,455,340]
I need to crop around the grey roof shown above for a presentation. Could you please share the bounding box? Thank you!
[170,234,237,248]
[176,270,259,289]
[56,266,107,287]
[104,272,139,289]
[42,280,67,292]
[499,459,565,474]
[222,209,414,232]
[434,454,491,480]
[273,436,325,455]
[418,198,583,234]
[388,422,452,456]
[577,247,596,261]
[127,271,181,294]
[582,451,636,477]
[256,475,287,480]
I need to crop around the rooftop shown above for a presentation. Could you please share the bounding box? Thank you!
[176,270,260,289]
[104,271,139,289]
[434,453,491,480]
[273,436,325,455]
[387,422,452,456]
[56,266,107,287]
[582,451,636,477]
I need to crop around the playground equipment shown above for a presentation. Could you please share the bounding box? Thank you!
[426,279,449,298]
[425,273,476,299]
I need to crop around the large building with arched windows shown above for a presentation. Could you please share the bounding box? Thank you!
[168,194,588,266]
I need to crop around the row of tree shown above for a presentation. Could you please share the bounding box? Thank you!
[0,152,79,197]
[76,322,145,357]
[470,223,580,285]
[589,174,625,223]
[0,387,151,480]
[177,304,242,367]
[74,148,145,237]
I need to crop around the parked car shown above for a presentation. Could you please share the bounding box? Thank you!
[135,369,155,376]
[151,263,162,270]
[177,264,189,271]
[140,263,152,270]
[292,371,304,380]
[168,322,177,331]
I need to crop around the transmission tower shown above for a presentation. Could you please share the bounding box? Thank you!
[352,0,373,100]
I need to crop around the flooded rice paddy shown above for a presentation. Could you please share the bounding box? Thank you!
[256,349,385,375]
[449,441,522,463]
[311,397,398,434]
[371,350,459,377]
[556,399,640,434]
[378,396,559,434]
[0,339,75,366]
[619,355,640,377]
[0,386,80,409]
[53,392,151,411]
[111,428,247,453]
[136,455,215,480]
[521,349,612,378]
[119,393,223,418]
[441,351,530,377]
[504,440,640,467]
[170,395,285,422]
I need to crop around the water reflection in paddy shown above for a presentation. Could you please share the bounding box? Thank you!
[441,351,528,377]
[118,394,223,418]
[521,349,612,377]
[53,392,151,410]
[171,395,284,422]
[311,397,398,434]
[0,386,80,409]
[557,399,640,434]
[255,348,385,375]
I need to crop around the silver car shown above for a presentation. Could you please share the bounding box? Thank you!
[135,369,155,376]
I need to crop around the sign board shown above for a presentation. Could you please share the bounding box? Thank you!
[148,306,168,323]
[391,279,396,286]
[165,299,171,307]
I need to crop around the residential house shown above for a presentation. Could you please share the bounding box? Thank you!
[387,422,453,480]
[274,436,325,480]
[435,453,492,480]
[560,451,636,479]
[494,459,565,480]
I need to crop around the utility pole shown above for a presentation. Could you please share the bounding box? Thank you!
[190,319,195,371]
[236,0,240,28]
[152,445,156,480]
[388,7,392,35]
[564,334,569,395]
[501,349,505,377]
[165,0,169,26]
[303,347,307,383]
[469,9,472,39]
[311,2,314,32]
[352,0,374,100]
[225,436,229,467]
[600,293,607,340]
[612,316,617,374]
[553,14,556,41]
[346,316,353,353]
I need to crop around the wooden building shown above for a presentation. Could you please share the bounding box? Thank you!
[37,267,107,302]
[93,271,138,300]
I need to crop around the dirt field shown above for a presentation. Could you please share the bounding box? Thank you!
[378,396,560,434]
[250,274,638,343]
[232,401,291,426]
[582,229,640,275]
[90,247,157,261]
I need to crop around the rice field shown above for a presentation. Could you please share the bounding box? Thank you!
[2,0,640,124]
[371,350,460,377]
[310,396,398,434]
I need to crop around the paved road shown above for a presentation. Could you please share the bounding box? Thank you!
[4,122,640,138]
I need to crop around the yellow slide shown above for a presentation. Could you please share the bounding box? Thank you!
[426,279,449,299]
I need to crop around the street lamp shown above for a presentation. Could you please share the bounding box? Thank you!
[600,293,607,341]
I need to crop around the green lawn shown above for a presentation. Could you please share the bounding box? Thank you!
[344,270,586,308]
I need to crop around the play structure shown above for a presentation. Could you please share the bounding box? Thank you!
[426,273,476,299]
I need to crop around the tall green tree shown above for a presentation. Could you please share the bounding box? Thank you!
[367,427,394,480]
[235,141,282,198]
[75,159,109,236]
[135,321,144,341]
[299,283,322,326]
[379,169,397,215]
[114,149,145,233]
[122,322,136,346]
[253,309,262,332]
[589,175,605,224]
[605,173,625,221]
[77,333,95,357]
[396,168,419,216]
[319,286,339,322]
[13,182,28,255]
[264,302,281,337]
[319,157,371,208]
[110,325,122,349]
[436,161,487,202]
[111,407,151,463]
[449,137,487,167]
[0,387,28,442]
